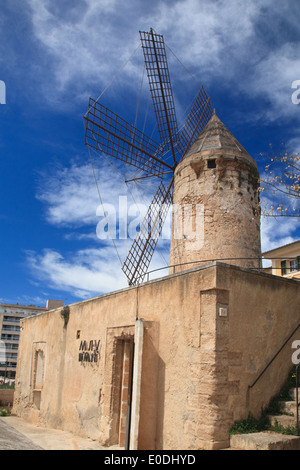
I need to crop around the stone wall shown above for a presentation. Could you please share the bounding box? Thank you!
[216,265,300,422]
[170,154,261,273]
[170,113,261,274]
[0,389,14,406]
[13,264,300,450]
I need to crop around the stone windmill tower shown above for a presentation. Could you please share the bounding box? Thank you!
[170,111,261,273]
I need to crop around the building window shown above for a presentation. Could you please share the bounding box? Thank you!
[34,350,44,390]
[207,159,217,169]
[32,349,44,411]
[1,334,19,341]
[30,343,46,411]
[3,316,21,323]
[281,260,287,276]
[290,259,298,272]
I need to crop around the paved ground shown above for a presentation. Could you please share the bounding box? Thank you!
[0,417,43,450]
[0,415,121,450]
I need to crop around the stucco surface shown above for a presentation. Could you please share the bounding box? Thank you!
[13,264,300,450]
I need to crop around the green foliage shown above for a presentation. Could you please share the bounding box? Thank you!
[230,367,299,436]
[269,420,298,436]
[230,414,269,435]
[0,408,11,417]
[266,367,297,416]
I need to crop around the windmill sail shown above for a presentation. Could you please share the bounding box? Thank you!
[122,180,173,285]
[176,87,213,160]
[84,98,173,176]
[140,29,178,164]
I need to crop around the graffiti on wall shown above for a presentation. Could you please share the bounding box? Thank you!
[78,339,100,363]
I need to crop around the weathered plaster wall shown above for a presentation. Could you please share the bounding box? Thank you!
[13,264,300,450]
[215,265,300,422]
[0,389,14,405]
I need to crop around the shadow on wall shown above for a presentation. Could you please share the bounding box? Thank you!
[139,322,165,450]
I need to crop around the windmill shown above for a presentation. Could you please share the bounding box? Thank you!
[83,29,213,286]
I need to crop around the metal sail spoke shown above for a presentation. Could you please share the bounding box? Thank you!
[122,180,173,285]
[140,29,178,164]
[84,98,173,176]
[176,86,213,160]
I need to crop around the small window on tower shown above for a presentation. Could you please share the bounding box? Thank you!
[207,159,216,169]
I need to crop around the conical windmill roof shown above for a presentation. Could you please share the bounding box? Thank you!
[184,110,256,166]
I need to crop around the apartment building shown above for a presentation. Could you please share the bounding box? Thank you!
[263,240,300,280]
[0,300,63,380]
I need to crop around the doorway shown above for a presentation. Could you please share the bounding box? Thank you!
[111,337,134,448]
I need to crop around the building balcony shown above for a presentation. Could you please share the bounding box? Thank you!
[1,334,20,342]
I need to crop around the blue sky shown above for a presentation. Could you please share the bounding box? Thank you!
[0,0,299,306]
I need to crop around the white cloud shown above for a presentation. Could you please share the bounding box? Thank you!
[261,215,299,255]
[36,158,159,228]
[25,0,143,103]
[37,162,101,226]
[26,247,128,299]
[26,0,260,88]
[0,0,286,155]
[16,295,49,308]
[147,0,265,74]
[246,43,300,121]
[22,0,300,128]
[26,238,171,299]
[27,0,118,84]
[32,156,171,297]
[288,137,300,154]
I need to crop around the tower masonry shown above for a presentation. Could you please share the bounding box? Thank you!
[170,111,261,273]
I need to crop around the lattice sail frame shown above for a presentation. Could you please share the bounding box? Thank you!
[84,98,173,176]
[84,29,213,286]
[139,30,178,162]
[122,181,173,285]
[176,87,213,159]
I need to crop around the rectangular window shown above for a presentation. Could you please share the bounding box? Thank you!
[281,260,287,276]
[207,158,216,169]
[34,350,44,389]
[290,259,298,272]
[31,342,46,411]
[297,256,300,271]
